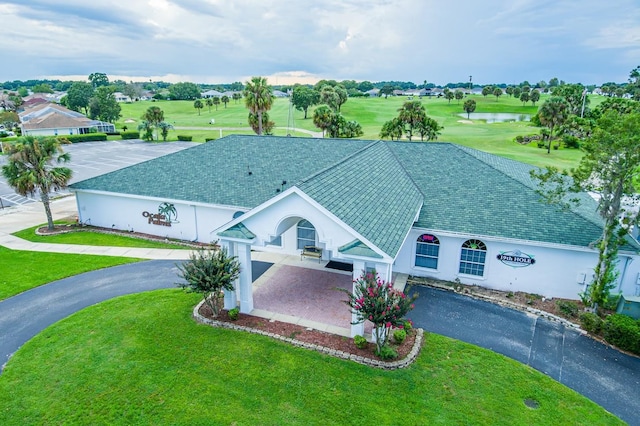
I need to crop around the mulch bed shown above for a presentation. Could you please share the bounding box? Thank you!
[198,303,418,363]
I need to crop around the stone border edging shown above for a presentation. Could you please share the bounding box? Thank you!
[192,299,424,370]
[416,281,585,333]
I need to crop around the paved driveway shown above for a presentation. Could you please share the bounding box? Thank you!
[411,286,640,426]
[0,140,196,207]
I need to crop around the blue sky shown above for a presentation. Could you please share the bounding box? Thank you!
[1,0,639,85]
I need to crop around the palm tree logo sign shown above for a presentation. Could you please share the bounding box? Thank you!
[158,202,178,224]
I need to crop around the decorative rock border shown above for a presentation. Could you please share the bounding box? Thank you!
[192,299,424,370]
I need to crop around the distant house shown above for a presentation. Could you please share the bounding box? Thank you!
[113,92,132,103]
[365,88,380,97]
[201,89,223,98]
[19,103,115,136]
[272,90,289,98]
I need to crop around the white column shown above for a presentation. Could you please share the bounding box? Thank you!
[375,262,392,284]
[221,240,238,310]
[237,242,254,313]
[350,260,366,338]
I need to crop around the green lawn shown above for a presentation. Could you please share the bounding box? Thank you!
[0,289,622,425]
[119,94,590,170]
[0,246,139,300]
[13,223,191,249]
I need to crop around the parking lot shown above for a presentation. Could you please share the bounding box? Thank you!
[0,140,197,208]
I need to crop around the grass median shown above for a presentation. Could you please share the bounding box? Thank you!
[0,289,622,425]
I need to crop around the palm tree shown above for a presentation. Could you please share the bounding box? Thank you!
[463,99,476,119]
[205,98,213,113]
[398,100,427,141]
[212,97,220,111]
[142,106,164,141]
[538,96,571,153]
[312,105,333,138]
[243,76,273,135]
[194,99,203,115]
[1,136,72,230]
[221,95,230,108]
[158,121,174,141]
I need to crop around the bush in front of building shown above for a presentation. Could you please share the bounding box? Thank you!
[579,312,603,334]
[61,133,108,143]
[120,131,140,140]
[353,335,368,349]
[602,314,640,355]
[177,135,193,141]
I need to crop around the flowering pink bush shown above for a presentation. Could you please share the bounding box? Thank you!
[342,271,418,353]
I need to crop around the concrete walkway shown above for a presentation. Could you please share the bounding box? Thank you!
[0,197,192,260]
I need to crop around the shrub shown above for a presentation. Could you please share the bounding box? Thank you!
[120,131,140,140]
[556,300,579,318]
[393,329,407,344]
[353,335,368,349]
[60,133,108,143]
[403,319,413,331]
[228,307,239,321]
[177,135,193,141]
[580,312,603,334]
[602,314,640,354]
[376,344,398,360]
[603,293,622,311]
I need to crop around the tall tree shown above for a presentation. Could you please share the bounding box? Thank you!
[531,111,640,311]
[320,85,340,111]
[291,85,319,119]
[88,72,109,88]
[444,90,454,104]
[212,96,221,110]
[312,105,333,137]
[380,85,394,98]
[221,95,230,108]
[379,117,404,141]
[66,81,94,114]
[205,98,213,113]
[1,136,72,230]
[89,86,121,123]
[194,99,203,115]
[454,89,464,104]
[552,84,589,116]
[520,91,530,105]
[142,106,165,141]
[168,82,201,100]
[243,76,273,135]
[493,87,503,101]
[530,89,541,106]
[398,100,427,141]
[538,96,570,153]
[334,85,348,112]
[415,116,442,141]
[463,99,476,119]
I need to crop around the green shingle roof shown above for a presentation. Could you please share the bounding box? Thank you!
[338,239,383,258]
[297,140,422,257]
[217,222,256,240]
[387,142,604,247]
[72,135,613,252]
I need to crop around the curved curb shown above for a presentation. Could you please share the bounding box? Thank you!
[192,299,424,370]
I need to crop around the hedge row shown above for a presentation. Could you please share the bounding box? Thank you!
[120,131,140,140]
[60,133,108,143]
[177,135,193,141]
[580,313,640,355]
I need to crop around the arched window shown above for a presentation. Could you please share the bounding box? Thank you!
[232,211,244,219]
[415,234,440,269]
[297,219,316,249]
[459,239,487,276]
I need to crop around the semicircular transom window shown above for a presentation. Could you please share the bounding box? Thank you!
[415,234,440,269]
[459,239,487,276]
[297,219,316,250]
[232,211,244,219]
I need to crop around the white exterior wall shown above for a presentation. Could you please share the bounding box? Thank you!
[75,191,238,243]
[394,228,606,300]
[239,192,362,260]
[23,127,78,136]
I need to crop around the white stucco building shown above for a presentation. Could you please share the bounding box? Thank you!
[70,135,640,329]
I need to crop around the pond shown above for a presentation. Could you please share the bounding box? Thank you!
[458,113,531,123]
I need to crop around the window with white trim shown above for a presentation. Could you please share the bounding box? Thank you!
[415,234,440,269]
[297,219,316,249]
[459,239,487,276]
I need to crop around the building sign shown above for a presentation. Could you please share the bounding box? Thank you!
[142,202,178,227]
[497,250,536,268]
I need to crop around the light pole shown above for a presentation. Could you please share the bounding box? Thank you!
[469,75,472,93]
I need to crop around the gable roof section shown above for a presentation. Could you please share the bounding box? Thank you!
[71,135,371,208]
[388,142,604,247]
[297,140,422,258]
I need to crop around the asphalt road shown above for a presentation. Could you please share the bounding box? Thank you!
[0,140,196,207]
[411,286,640,425]
[1,264,638,424]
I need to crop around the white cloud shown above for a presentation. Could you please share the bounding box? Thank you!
[0,0,639,85]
